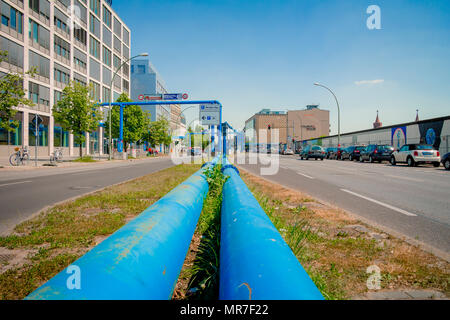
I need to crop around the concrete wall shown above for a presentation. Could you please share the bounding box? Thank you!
[301,117,450,155]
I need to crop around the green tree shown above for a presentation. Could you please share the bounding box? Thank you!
[52,81,102,158]
[0,51,34,134]
[105,93,150,152]
[145,116,172,150]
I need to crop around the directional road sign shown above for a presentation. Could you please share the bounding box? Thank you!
[199,104,220,125]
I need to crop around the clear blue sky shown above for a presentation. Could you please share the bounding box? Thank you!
[113,0,450,133]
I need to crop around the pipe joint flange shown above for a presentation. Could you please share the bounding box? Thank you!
[221,164,240,175]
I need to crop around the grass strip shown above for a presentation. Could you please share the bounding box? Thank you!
[240,169,449,300]
[0,164,201,300]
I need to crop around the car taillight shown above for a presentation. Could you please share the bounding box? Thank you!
[414,151,418,157]
[309,151,312,154]
[374,150,378,154]
[437,152,440,157]
[355,151,360,153]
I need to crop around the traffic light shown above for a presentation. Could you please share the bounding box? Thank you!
[268,125,271,130]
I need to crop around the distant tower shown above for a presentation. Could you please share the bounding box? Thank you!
[415,109,420,122]
[373,110,382,129]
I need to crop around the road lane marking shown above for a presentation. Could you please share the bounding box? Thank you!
[297,172,315,179]
[383,174,423,182]
[0,181,32,188]
[340,189,417,217]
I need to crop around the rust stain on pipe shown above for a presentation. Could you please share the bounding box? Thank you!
[238,282,253,300]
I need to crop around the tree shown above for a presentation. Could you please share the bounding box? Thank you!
[52,81,102,158]
[105,93,150,152]
[0,51,34,135]
[145,116,172,150]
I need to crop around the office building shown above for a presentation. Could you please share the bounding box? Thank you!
[244,106,330,148]
[0,0,131,158]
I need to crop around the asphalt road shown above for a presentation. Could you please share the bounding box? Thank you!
[236,154,450,259]
[0,157,175,235]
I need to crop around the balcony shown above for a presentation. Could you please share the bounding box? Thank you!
[74,63,87,74]
[0,60,23,73]
[28,9,50,27]
[9,0,24,9]
[29,39,50,56]
[73,39,87,52]
[54,80,67,90]
[54,52,71,67]
[31,73,50,85]
[53,25,70,42]
[0,24,24,42]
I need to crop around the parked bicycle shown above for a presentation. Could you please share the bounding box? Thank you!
[50,148,64,164]
[9,146,30,166]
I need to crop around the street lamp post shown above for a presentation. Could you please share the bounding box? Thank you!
[108,53,148,160]
[314,83,341,148]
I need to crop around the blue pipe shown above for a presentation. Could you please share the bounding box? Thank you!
[219,162,324,300]
[26,164,216,300]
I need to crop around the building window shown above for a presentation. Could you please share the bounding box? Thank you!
[54,16,68,34]
[0,112,22,146]
[54,35,70,59]
[103,5,111,27]
[29,50,50,78]
[90,80,100,101]
[54,68,70,84]
[113,54,120,70]
[89,0,100,16]
[0,36,24,68]
[89,36,100,59]
[102,46,111,66]
[102,86,110,103]
[74,24,87,45]
[28,18,50,49]
[1,2,23,34]
[89,13,100,38]
[54,90,62,105]
[29,82,50,106]
[54,124,69,147]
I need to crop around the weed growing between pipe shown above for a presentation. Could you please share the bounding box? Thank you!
[173,164,227,300]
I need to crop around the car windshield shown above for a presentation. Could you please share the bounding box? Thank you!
[416,145,434,150]
[356,147,366,151]
[379,145,394,151]
[312,146,322,151]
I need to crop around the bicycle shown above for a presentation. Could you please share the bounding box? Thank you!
[50,148,64,164]
[9,146,30,166]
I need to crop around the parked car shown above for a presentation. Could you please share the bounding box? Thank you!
[360,144,395,163]
[441,153,450,170]
[325,147,338,159]
[331,147,344,160]
[340,145,366,161]
[300,145,326,160]
[283,149,294,155]
[390,144,441,167]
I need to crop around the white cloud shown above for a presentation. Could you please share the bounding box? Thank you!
[354,79,385,86]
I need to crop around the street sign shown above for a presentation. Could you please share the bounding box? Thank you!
[163,93,182,100]
[199,104,220,125]
[138,94,163,101]
[32,114,43,127]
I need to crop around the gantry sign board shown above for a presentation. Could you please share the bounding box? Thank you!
[138,93,189,101]
[199,103,220,125]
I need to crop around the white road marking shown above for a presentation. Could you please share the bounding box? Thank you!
[383,174,423,182]
[297,172,315,179]
[341,189,417,217]
[0,181,32,188]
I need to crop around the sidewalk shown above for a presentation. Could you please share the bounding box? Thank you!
[0,154,168,171]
